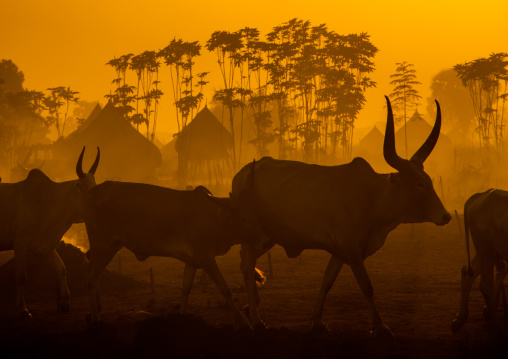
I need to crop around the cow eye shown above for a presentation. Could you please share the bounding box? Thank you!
[416,183,425,189]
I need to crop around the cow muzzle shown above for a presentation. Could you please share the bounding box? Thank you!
[434,211,451,226]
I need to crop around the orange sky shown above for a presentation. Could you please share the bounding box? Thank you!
[1,0,507,142]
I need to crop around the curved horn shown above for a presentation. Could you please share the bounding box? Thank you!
[410,100,441,164]
[89,146,100,175]
[76,146,85,179]
[22,148,33,166]
[17,160,27,171]
[383,96,407,171]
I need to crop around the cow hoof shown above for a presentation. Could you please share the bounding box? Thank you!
[253,321,268,331]
[19,310,32,320]
[371,325,394,340]
[309,322,331,336]
[452,315,466,334]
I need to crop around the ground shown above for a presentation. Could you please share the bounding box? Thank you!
[0,216,507,359]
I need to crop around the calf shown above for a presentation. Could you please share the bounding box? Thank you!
[82,181,261,328]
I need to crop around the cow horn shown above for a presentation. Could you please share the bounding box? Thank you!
[89,146,100,175]
[383,96,407,171]
[76,146,85,178]
[17,161,27,171]
[248,159,256,189]
[22,148,33,166]
[410,100,441,164]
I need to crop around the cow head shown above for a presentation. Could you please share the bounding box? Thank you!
[195,186,261,246]
[9,149,45,182]
[383,96,451,226]
[75,146,100,194]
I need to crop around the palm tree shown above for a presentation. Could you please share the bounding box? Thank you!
[206,30,243,171]
[454,53,508,161]
[389,62,422,158]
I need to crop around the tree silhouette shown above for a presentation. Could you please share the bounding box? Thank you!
[159,38,207,186]
[0,60,24,94]
[388,62,422,158]
[60,87,79,136]
[105,54,136,120]
[454,53,508,161]
[45,86,79,139]
[206,30,243,171]
[429,69,474,143]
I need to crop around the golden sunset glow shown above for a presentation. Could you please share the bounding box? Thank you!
[3,1,508,356]
[2,0,507,139]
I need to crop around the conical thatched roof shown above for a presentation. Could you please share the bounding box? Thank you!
[54,102,162,183]
[359,125,383,153]
[175,106,231,162]
[71,102,102,136]
[395,109,453,165]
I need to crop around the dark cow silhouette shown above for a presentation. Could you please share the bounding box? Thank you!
[231,96,450,337]
[0,147,99,317]
[82,181,263,328]
[452,189,508,338]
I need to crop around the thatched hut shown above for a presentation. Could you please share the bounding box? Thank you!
[395,109,454,173]
[357,126,383,157]
[51,102,162,183]
[173,106,232,187]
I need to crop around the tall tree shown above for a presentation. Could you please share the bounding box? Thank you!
[429,69,474,143]
[44,86,79,139]
[388,62,422,158]
[454,53,508,161]
[240,27,274,159]
[206,30,243,171]
[159,39,207,186]
[0,59,24,93]
[105,54,136,120]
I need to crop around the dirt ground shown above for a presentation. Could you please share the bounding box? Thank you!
[0,216,507,359]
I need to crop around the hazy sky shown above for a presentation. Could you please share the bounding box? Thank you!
[2,0,507,142]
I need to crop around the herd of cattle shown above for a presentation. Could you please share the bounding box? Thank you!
[0,97,507,340]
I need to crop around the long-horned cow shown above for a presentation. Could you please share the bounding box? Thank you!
[452,189,508,337]
[0,147,100,318]
[82,181,263,328]
[232,96,451,337]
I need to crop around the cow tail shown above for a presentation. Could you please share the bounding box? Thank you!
[254,267,266,286]
[464,203,474,277]
[85,249,92,264]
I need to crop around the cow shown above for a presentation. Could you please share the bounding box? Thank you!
[82,181,264,329]
[451,189,508,338]
[231,96,451,338]
[0,146,100,318]
[9,148,45,183]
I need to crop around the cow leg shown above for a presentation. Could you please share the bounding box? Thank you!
[240,243,267,328]
[203,257,251,330]
[350,258,393,338]
[452,256,479,334]
[13,242,31,318]
[44,249,71,313]
[86,244,121,325]
[180,264,197,315]
[478,257,504,338]
[493,260,508,310]
[310,255,343,333]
